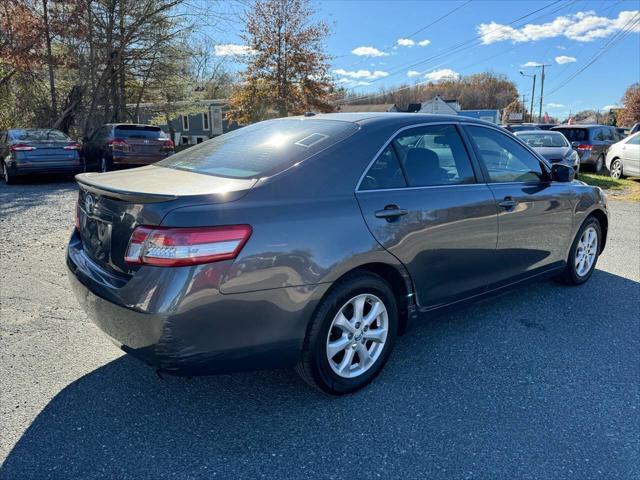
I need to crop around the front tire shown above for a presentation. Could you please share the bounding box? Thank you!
[556,216,601,285]
[609,158,624,179]
[296,272,398,395]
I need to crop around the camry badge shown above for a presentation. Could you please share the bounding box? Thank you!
[85,194,95,214]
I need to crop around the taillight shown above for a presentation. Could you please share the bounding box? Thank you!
[125,225,252,267]
[64,142,81,150]
[576,144,592,150]
[10,143,35,152]
[162,139,174,151]
[108,138,129,151]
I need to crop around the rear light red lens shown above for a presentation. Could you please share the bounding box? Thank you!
[125,225,252,267]
[10,143,35,152]
[576,144,592,150]
[75,201,81,231]
[64,142,81,150]
[108,138,129,151]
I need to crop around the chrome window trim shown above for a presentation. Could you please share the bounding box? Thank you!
[355,121,474,193]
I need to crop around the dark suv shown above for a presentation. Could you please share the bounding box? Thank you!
[82,124,174,172]
[551,125,618,172]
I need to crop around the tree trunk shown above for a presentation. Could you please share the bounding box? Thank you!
[42,0,58,122]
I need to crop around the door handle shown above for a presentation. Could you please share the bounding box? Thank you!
[375,206,408,221]
[498,197,518,210]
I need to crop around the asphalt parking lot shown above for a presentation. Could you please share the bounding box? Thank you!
[1,178,638,480]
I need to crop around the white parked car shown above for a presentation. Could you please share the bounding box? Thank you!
[606,132,640,179]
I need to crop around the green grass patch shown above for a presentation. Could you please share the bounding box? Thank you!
[579,173,636,190]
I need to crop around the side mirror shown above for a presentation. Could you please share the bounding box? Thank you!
[551,163,575,182]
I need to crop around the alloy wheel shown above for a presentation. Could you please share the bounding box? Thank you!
[610,160,622,179]
[326,293,388,379]
[575,226,598,277]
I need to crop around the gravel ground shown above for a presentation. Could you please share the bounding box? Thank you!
[1,178,639,479]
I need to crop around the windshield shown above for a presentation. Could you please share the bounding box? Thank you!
[555,128,588,142]
[115,125,167,140]
[10,129,71,142]
[157,118,359,178]
[517,133,568,148]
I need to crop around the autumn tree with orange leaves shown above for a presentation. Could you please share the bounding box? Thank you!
[229,0,335,123]
[618,83,640,127]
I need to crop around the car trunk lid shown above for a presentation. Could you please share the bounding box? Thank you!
[75,166,257,274]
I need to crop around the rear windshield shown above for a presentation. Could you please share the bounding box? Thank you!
[157,118,359,179]
[115,125,167,140]
[10,129,70,142]
[555,128,588,142]
[517,132,568,148]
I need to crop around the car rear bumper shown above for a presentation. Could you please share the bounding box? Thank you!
[66,231,329,375]
[9,160,83,176]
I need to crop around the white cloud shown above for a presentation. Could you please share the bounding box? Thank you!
[522,61,542,67]
[418,39,431,47]
[546,103,565,108]
[351,46,388,57]
[407,70,421,77]
[602,104,620,111]
[477,10,640,44]
[424,68,460,82]
[555,55,577,64]
[334,68,389,80]
[214,44,255,56]
[557,45,567,50]
[397,38,415,47]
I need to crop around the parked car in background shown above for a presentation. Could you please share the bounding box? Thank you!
[514,130,580,175]
[606,131,640,179]
[68,113,608,394]
[82,124,174,172]
[0,128,83,184]
[551,125,618,173]
[502,123,541,133]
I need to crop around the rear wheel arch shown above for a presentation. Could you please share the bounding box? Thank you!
[321,262,413,336]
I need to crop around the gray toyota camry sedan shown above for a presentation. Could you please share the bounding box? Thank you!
[67,113,609,394]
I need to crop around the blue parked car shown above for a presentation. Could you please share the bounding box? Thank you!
[0,128,83,184]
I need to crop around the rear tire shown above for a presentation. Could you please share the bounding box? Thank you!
[296,272,398,395]
[99,156,112,173]
[594,154,604,173]
[609,158,624,179]
[555,216,601,285]
[1,161,15,184]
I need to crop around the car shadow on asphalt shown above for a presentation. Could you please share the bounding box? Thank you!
[1,270,639,479]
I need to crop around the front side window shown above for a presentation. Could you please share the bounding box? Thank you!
[392,124,476,187]
[466,125,546,183]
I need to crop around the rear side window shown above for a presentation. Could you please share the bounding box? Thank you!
[466,126,545,183]
[158,118,358,179]
[555,128,588,142]
[115,125,167,140]
[360,145,406,190]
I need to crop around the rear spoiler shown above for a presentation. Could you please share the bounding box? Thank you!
[75,173,177,203]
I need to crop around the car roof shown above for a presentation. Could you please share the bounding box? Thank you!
[514,130,563,134]
[552,125,609,129]
[104,123,161,128]
[294,112,494,128]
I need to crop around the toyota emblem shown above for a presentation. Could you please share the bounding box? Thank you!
[84,194,95,214]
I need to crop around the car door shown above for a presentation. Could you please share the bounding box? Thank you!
[356,123,498,309]
[622,134,640,175]
[463,124,575,286]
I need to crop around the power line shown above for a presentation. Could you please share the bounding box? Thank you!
[334,0,568,104]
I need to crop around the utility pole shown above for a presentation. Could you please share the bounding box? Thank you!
[537,64,552,123]
[519,70,536,122]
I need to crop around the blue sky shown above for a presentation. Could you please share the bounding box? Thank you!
[213,0,640,118]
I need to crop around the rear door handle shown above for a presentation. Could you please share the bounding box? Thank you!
[375,207,408,220]
[498,197,518,210]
